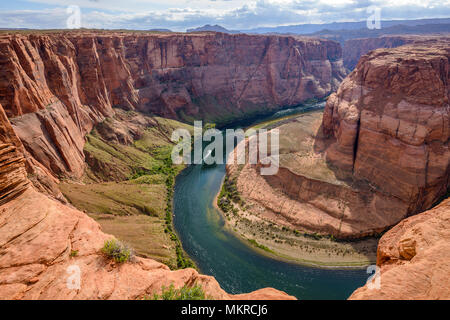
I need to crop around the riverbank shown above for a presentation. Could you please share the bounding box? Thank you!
[60,110,195,270]
[216,109,378,268]
[215,177,377,268]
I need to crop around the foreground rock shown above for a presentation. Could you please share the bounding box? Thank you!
[0,188,294,300]
[0,103,294,300]
[350,198,450,300]
[0,31,346,181]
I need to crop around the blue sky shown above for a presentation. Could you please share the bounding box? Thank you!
[1,0,449,31]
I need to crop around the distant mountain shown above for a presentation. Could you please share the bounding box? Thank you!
[242,18,450,35]
[187,24,240,34]
[149,28,172,33]
[310,23,450,43]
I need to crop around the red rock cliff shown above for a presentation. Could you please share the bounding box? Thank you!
[323,40,449,220]
[342,36,416,70]
[350,198,450,300]
[0,31,346,179]
[0,103,294,300]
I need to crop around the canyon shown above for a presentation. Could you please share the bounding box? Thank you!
[225,39,449,287]
[0,101,294,300]
[0,30,346,300]
[0,29,449,300]
[0,31,345,184]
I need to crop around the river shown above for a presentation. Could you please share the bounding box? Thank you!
[173,104,369,300]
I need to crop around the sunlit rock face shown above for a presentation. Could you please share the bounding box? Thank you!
[323,39,450,217]
[0,101,295,301]
[0,31,346,179]
[350,198,450,300]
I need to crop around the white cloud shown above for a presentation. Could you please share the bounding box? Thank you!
[1,0,449,30]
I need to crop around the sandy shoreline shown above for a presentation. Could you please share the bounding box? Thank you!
[213,109,378,268]
[213,183,376,269]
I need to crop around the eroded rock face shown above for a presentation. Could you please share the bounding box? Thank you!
[230,40,449,240]
[343,36,415,70]
[0,188,295,300]
[0,103,294,301]
[324,40,450,217]
[350,198,450,300]
[342,35,449,70]
[0,103,29,205]
[0,31,346,179]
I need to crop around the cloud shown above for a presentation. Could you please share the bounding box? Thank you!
[1,0,449,31]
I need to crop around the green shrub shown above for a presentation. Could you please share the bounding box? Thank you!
[102,239,133,263]
[151,284,207,300]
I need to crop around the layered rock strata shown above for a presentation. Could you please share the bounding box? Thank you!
[350,198,450,300]
[229,40,449,239]
[0,100,294,300]
[0,31,346,180]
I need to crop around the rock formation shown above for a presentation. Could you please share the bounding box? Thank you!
[0,103,294,300]
[343,36,416,70]
[350,198,450,299]
[324,40,449,217]
[0,103,29,206]
[0,31,346,180]
[229,39,449,240]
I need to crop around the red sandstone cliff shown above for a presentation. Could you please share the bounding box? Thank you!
[0,103,294,300]
[350,198,450,300]
[342,35,449,70]
[230,39,449,240]
[0,31,346,181]
[343,36,414,70]
[323,40,449,218]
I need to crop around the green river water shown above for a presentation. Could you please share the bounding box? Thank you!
[173,104,369,300]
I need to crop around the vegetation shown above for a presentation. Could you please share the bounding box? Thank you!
[217,175,243,214]
[102,239,133,263]
[60,110,195,270]
[247,239,274,253]
[151,284,208,300]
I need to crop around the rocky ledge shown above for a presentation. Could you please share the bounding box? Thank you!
[0,31,346,182]
[0,103,294,300]
[228,39,449,240]
[350,198,450,299]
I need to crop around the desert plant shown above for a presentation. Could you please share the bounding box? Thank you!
[151,284,207,300]
[102,239,133,263]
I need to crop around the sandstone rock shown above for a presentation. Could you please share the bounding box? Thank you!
[350,198,450,300]
[0,101,294,300]
[323,40,450,217]
[342,35,449,70]
[230,39,449,239]
[0,187,295,300]
[0,31,346,179]
[0,103,29,205]
[343,36,415,70]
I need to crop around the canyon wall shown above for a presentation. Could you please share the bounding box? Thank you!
[0,103,29,206]
[323,40,449,218]
[342,36,415,70]
[350,198,450,299]
[342,35,449,70]
[0,31,346,180]
[230,39,449,240]
[0,103,294,300]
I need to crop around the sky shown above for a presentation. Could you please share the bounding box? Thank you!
[0,0,449,31]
